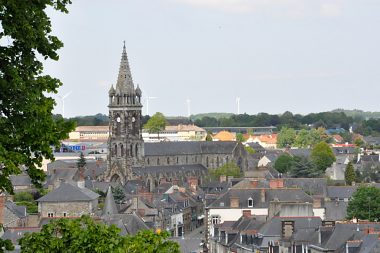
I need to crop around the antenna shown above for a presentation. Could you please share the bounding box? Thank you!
[186,98,191,118]
[58,91,72,118]
[236,97,240,115]
[145,96,157,116]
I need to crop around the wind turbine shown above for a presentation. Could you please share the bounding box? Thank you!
[236,97,240,115]
[145,96,157,116]
[58,91,72,118]
[186,98,191,118]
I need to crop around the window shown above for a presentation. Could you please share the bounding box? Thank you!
[48,212,54,218]
[147,158,150,165]
[63,212,67,217]
[248,197,253,207]
[212,215,220,225]
[167,157,170,165]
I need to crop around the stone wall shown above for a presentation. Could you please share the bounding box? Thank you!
[39,201,94,218]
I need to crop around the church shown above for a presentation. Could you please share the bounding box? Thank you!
[102,44,249,191]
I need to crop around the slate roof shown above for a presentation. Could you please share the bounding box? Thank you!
[324,201,348,221]
[10,174,32,186]
[2,227,41,244]
[5,201,26,218]
[103,213,149,235]
[208,188,313,209]
[246,143,265,153]
[363,136,380,146]
[258,216,322,236]
[288,148,312,158]
[37,182,99,202]
[133,164,207,176]
[283,178,327,196]
[144,141,238,156]
[47,160,75,170]
[327,186,357,199]
[102,186,118,216]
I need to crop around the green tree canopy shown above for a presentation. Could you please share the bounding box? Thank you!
[244,146,256,155]
[205,132,213,141]
[236,133,246,143]
[311,141,336,172]
[346,186,380,222]
[344,162,356,186]
[274,153,293,173]
[277,127,296,148]
[289,156,322,178]
[19,216,180,253]
[144,112,167,138]
[77,152,86,169]
[208,162,243,181]
[0,0,75,194]
[112,185,125,204]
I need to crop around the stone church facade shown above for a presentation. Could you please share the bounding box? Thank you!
[103,44,248,189]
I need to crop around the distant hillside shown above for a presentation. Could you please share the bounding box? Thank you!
[190,113,234,121]
[332,109,380,120]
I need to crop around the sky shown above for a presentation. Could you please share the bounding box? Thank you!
[45,0,380,118]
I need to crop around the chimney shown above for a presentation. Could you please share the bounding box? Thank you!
[282,221,295,239]
[269,179,284,189]
[364,227,375,234]
[0,195,5,225]
[77,168,85,188]
[220,175,227,183]
[260,189,266,203]
[230,197,240,208]
[322,221,336,227]
[242,210,251,218]
[313,198,322,208]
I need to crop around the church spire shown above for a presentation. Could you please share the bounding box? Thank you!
[115,41,134,95]
[102,186,118,216]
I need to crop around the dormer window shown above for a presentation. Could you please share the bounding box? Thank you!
[248,197,253,207]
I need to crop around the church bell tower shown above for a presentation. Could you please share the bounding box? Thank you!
[105,42,144,184]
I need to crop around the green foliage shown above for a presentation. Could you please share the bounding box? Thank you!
[311,142,336,172]
[205,132,213,141]
[14,192,38,213]
[112,186,125,204]
[244,146,256,155]
[346,186,380,221]
[289,156,323,178]
[236,133,245,143]
[144,112,167,137]
[344,162,356,185]
[19,216,180,253]
[77,152,86,169]
[208,162,243,181]
[0,0,75,194]
[358,164,380,183]
[14,192,34,202]
[274,154,293,173]
[277,127,296,148]
[0,224,14,252]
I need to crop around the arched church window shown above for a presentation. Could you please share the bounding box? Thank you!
[135,144,138,157]
[114,144,117,157]
[176,157,179,163]
[147,158,150,165]
[120,144,124,157]
[167,157,170,165]
[130,144,133,156]
[157,158,160,165]
[206,156,209,167]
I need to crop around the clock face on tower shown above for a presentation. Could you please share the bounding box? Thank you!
[116,116,121,123]
[132,116,136,123]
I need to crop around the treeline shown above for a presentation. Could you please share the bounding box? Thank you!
[194,111,353,129]
[54,114,151,127]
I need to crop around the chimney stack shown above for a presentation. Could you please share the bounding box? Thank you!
[242,210,251,218]
[260,189,266,203]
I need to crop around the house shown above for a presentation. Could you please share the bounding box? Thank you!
[206,186,322,237]
[326,186,357,202]
[10,174,34,192]
[213,131,235,141]
[2,200,27,228]
[257,151,283,167]
[251,134,278,149]
[37,182,99,218]
[68,126,109,141]
[308,222,380,253]
[325,154,351,181]
[142,124,207,142]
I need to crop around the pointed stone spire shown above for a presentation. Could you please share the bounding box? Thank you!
[102,186,118,216]
[115,41,135,95]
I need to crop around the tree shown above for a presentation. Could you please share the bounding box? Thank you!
[144,112,167,139]
[244,146,256,155]
[274,154,293,173]
[344,162,356,185]
[112,185,125,204]
[277,127,296,148]
[289,156,322,178]
[208,162,243,181]
[311,141,336,172]
[346,186,380,221]
[236,133,245,143]
[19,215,180,253]
[205,132,213,141]
[77,152,86,169]
[0,1,75,194]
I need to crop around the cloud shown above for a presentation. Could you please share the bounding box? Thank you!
[170,0,345,17]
